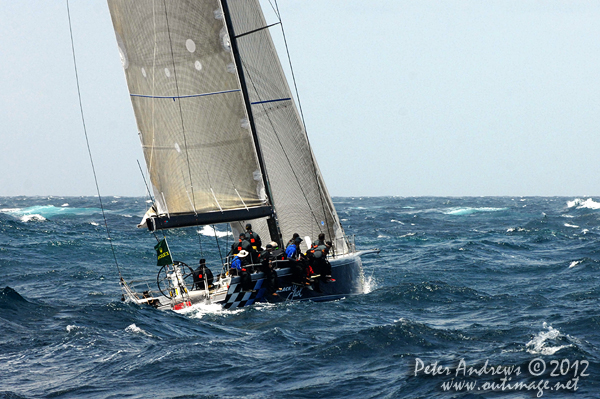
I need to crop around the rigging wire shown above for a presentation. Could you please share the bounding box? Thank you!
[212,225,225,267]
[197,229,204,259]
[136,159,162,244]
[239,1,334,239]
[137,159,155,204]
[272,0,336,240]
[66,0,122,278]
[162,0,197,210]
[274,0,334,237]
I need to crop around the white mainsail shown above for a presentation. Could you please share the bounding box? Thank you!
[108,0,349,253]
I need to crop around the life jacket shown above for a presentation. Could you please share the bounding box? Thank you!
[193,265,214,288]
[231,256,242,270]
[311,243,328,259]
[285,243,297,258]
[236,238,251,253]
[245,231,261,250]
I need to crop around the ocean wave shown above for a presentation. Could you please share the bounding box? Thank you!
[197,225,232,238]
[20,214,47,222]
[443,207,508,216]
[567,198,600,210]
[187,301,245,319]
[506,227,528,233]
[66,325,81,333]
[125,323,152,336]
[569,260,583,268]
[1,205,100,220]
[526,322,572,355]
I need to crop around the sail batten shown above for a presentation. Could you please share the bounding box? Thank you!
[130,88,241,99]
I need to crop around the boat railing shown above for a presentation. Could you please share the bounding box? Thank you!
[330,234,356,258]
[221,253,294,277]
[121,278,160,301]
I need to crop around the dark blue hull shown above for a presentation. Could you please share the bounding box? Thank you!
[220,253,364,309]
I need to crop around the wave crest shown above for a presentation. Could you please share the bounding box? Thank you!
[444,207,508,216]
[526,322,572,355]
[567,198,600,210]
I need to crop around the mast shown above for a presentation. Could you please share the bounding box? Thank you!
[219,0,282,244]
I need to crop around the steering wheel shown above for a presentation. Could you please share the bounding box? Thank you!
[156,261,195,298]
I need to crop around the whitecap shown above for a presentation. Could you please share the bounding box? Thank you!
[526,322,572,355]
[567,198,600,210]
[186,301,240,319]
[443,207,508,216]
[61,203,69,207]
[66,325,80,333]
[21,214,46,222]
[391,219,404,224]
[125,323,152,336]
[0,208,21,213]
[197,225,231,238]
[5,205,97,219]
[564,223,579,228]
[569,260,583,268]
[90,222,99,226]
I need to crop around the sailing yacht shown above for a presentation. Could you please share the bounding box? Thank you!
[108,0,373,311]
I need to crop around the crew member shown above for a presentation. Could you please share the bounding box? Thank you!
[193,259,214,290]
[311,239,335,283]
[244,223,262,252]
[285,234,303,259]
[259,244,280,296]
[270,241,286,262]
[311,233,326,249]
[230,250,253,291]
[231,233,252,258]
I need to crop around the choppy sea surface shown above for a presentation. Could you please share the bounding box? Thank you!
[1,196,599,398]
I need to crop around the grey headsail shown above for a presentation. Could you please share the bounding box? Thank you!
[225,0,348,253]
[107,0,272,228]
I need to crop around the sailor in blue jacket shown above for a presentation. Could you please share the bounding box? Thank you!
[285,234,303,259]
[230,250,253,291]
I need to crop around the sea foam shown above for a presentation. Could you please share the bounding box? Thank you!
[444,207,508,216]
[197,225,232,238]
[526,322,572,355]
[567,198,600,210]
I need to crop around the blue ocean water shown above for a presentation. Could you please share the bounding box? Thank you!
[1,196,599,398]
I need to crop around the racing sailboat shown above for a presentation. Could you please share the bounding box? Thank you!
[108,0,371,311]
